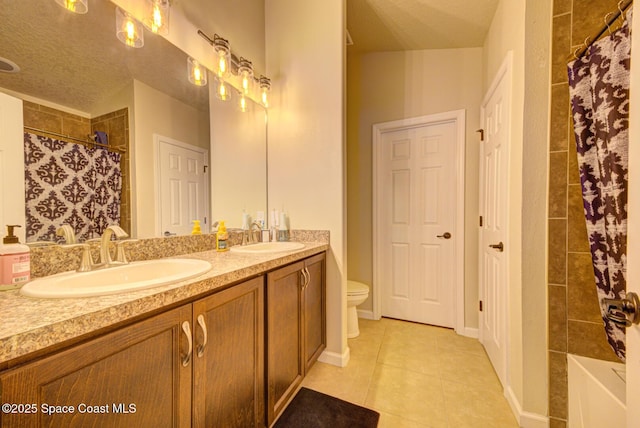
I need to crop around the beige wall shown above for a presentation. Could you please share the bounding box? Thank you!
[132,80,209,238]
[483,0,550,424]
[346,48,483,330]
[265,0,347,363]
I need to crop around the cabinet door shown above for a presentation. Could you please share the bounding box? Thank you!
[303,253,326,373]
[0,306,192,428]
[266,261,304,425]
[192,276,265,428]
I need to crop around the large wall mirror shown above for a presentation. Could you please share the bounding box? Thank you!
[0,0,267,240]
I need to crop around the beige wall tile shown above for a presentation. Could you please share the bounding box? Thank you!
[568,320,620,362]
[548,219,567,284]
[567,185,590,252]
[550,417,567,428]
[553,0,571,16]
[572,0,622,46]
[552,14,572,84]
[549,152,568,217]
[550,84,570,152]
[567,253,602,322]
[567,134,580,184]
[549,351,568,420]
[549,285,567,352]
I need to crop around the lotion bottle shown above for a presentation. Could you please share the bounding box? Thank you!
[0,225,31,290]
[216,221,229,252]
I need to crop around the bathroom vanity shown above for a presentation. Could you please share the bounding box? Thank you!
[0,242,327,427]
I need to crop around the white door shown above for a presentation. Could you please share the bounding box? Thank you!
[156,136,208,237]
[0,92,25,242]
[626,10,640,425]
[479,53,512,388]
[376,119,458,328]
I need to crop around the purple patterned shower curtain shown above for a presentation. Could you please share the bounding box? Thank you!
[24,133,123,243]
[567,12,632,362]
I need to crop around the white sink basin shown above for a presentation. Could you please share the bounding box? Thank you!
[230,241,305,254]
[20,258,212,299]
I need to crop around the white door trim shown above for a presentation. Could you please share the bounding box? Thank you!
[154,134,210,237]
[372,109,466,334]
[479,51,513,390]
[627,9,640,425]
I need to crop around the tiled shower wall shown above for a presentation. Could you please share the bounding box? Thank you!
[22,103,131,234]
[548,0,625,426]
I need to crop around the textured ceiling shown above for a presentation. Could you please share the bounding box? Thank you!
[0,0,208,115]
[347,0,500,53]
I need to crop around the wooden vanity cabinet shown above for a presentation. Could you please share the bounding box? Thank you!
[0,276,265,428]
[0,305,193,428]
[266,253,326,425]
[192,276,265,428]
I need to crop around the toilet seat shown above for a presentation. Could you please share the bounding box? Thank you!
[347,280,369,296]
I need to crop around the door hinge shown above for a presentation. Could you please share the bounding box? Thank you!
[479,300,483,312]
[204,165,208,173]
[476,129,484,141]
[479,216,483,227]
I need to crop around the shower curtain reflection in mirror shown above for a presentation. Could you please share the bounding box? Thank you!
[24,133,123,243]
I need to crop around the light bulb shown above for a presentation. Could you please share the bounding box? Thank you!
[217,80,230,101]
[144,0,170,35]
[239,93,248,112]
[116,8,144,48]
[55,0,88,14]
[213,35,230,78]
[238,58,254,96]
[188,57,207,86]
[259,76,271,108]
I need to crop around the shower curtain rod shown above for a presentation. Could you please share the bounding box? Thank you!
[570,0,633,61]
[24,126,125,154]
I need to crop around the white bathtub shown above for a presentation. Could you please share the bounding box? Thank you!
[568,354,626,428]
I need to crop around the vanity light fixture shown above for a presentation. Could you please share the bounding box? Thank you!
[143,0,170,35]
[259,76,271,108]
[187,57,207,86]
[55,0,88,14]
[238,58,254,95]
[213,35,231,78]
[116,7,144,48]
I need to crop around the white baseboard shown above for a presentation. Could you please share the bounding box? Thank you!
[357,309,375,320]
[505,386,549,428]
[318,347,351,367]
[459,326,479,339]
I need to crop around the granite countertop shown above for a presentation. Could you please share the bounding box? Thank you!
[0,241,329,366]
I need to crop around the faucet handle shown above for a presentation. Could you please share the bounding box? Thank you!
[114,239,138,264]
[63,243,94,272]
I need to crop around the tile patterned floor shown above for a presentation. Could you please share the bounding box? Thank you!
[302,318,520,428]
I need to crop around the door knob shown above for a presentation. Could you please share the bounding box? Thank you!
[602,292,640,327]
[489,242,504,252]
[437,232,452,239]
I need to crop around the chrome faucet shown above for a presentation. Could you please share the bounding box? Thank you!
[100,225,129,266]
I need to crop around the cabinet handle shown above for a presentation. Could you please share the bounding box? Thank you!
[196,314,208,358]
[300,268,309,289]
[181,321,192,367]
[304,267,310,289]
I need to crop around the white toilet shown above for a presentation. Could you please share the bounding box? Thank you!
[347,280,370,338]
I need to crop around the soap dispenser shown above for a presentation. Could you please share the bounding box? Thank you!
[216,221,229,252]
[191,220,202,235]
[0,225,31,290]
